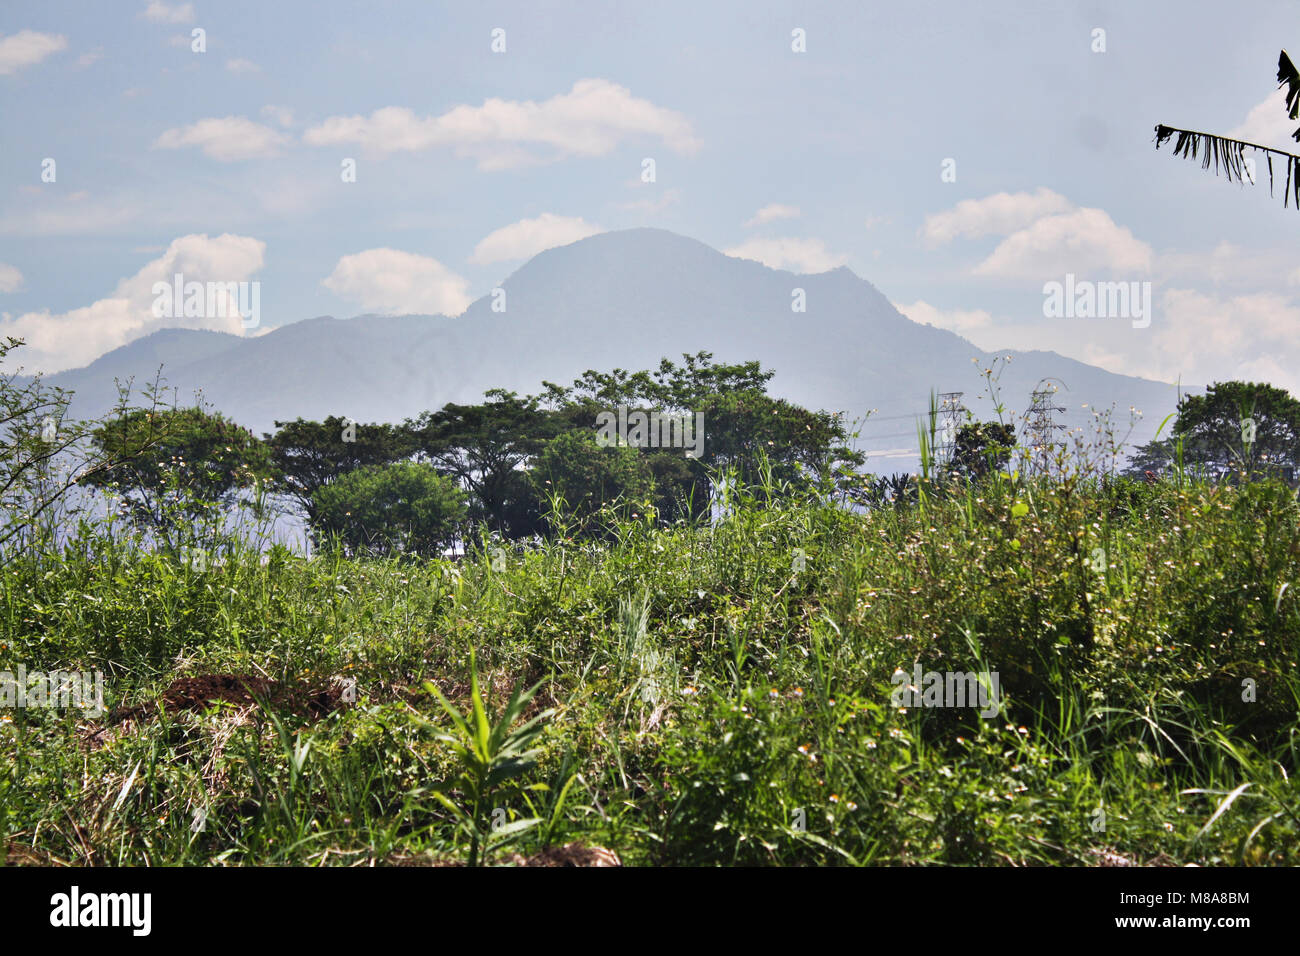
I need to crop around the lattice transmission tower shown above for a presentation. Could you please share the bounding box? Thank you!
[1025,384,1067,475]
[936,391,965,468]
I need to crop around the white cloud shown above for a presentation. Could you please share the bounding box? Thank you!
[76,48,104,69]
[0,30,67,75]
[0,263,22,293]
[723,237,848,273]
[323,249,471,316]
[1228,88,1299,154]
[469,214,603,265]
[226,58,261,74]
[971,207,1153,279]
[894,299,993,334]
[0,234,265,374]
[1079,287,1300,394]
[744,203,801,227]
[1154,288,1299,381]
[142,2,194,24]
[303,79,699,169]
[154,116,289,161]
[261,105,294,128]
[921,187,1073,245]
[1157,241,1300,290]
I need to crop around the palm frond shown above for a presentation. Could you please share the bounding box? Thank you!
[1279,49,1300,134]
[1153,48,1300,211]
[1154,124,1300,210]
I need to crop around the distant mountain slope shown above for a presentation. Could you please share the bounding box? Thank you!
[38,228,1183,470]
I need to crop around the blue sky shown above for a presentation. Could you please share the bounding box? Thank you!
[2,0,1298,394]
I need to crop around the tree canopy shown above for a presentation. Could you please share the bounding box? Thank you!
[1125,381,1300,481]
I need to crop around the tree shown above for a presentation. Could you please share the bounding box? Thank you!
[1154,50,1300,211]
[85,406,276,546]
[265,416,415,523]
[694,390,862,494]
[945,421,1015,483]
[311,461,467,557]
[540,352,863,504]
[407,390,551,538]
[1124,381,1300,481]
[530,430,655,536]
[0,338,160,561]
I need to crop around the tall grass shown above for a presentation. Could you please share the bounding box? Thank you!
[1,468,1297,865]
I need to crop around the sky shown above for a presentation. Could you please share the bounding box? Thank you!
[1,0,1298,396]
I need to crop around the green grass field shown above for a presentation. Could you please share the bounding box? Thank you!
[3,472,1298,866]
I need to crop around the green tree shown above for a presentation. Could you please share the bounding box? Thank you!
[946,421,1015,483]
[265,415,415,523]
[530,430,655,536]
[1125,381,1300,481]
[0,338,161,561]
[85,405,276,546]
[311,461,467,556]
[407,390,550,538]
[540,352,862,505]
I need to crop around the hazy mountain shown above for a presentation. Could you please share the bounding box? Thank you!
[36,228,1183,471]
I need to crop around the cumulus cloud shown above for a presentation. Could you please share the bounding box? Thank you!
[0,234,265,374]
[469,214,603,265]
[1077,287,1300,394]
[323,249,471,316]
[1153,288,1300,384]
[225,58,261,74]
[0,263,22,293]
[0,30,67,75]
[142,2,194,24]
[971,207,1153,279]
[744,204,801,227]
[154,116,289,161]
[921,188,1072,245]
[1228,88,1299,153]
[723,237,848,273]
[303,79,699,169]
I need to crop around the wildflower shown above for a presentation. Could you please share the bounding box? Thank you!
[792,688,803,698]
[829,794,839,803]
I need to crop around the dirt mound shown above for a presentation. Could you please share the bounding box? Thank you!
[389,842,623,867]
[517,843,622,867]
[111,673,349,725]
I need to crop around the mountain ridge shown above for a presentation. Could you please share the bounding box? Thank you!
[23,228,1183,468]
